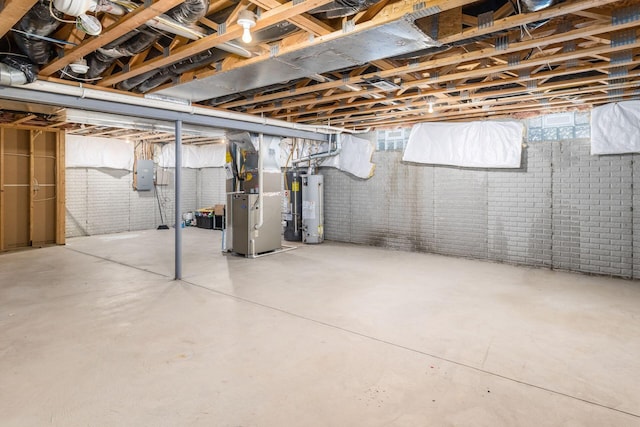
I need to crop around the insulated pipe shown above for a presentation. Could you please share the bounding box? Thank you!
[13,0,63,65]
[0,63,28,85]
[254,132,264,231]
[174,120,182,280]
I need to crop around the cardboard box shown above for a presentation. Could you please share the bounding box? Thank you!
[214,204,225,215]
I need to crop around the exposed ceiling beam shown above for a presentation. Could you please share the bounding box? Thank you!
[177,0,478,89]
[220,9,635,109]
[0,85,330,140]
[98,0,338,86]
[0,0,39,38]
[272,64,640,120]
[249,0,334,35]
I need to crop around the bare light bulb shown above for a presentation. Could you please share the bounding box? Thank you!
[428,102,434,113]
[241,25,252,43]
[237,10,256,44]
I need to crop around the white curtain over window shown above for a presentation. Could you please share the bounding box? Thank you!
[403,121,523,168]
[591,101,640,155]
[66,135,134,170]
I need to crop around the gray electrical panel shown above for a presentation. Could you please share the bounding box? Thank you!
[136,159,154,191]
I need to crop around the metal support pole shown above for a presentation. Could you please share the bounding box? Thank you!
[175,120,182,280]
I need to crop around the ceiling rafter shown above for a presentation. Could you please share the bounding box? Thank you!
[249,0,335,35]
[98,0,339,86]
[296,78,640,125]
[249,55,640,117]
[278,55,640,123]
[146,0,478,90]
[3,0,640,133]
[218,0,623,110]
[0,0,40,38]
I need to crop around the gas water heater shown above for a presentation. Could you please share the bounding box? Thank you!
[301,174,324,244]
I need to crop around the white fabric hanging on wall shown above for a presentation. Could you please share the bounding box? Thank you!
[591,101,640,154]
[403,121,523,168]
[320,134,376,179]
[66,135,134,170]
[157,143,226,168]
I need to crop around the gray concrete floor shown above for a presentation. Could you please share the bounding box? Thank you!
[1,228,639,426]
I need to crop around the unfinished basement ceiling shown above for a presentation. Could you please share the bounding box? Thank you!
[1,0,640,132]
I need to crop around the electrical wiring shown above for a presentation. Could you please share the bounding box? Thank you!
[59,67,103,81]
[48,0,77,23]
[10,28,77,46]
[0,52,28,57]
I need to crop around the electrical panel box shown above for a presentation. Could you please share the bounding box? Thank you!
[136,159,154,191]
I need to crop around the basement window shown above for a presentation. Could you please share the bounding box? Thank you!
[377,128,411,151]
[525,111,590,142]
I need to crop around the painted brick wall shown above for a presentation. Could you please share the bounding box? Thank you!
[488,143,553,267]
[198,167,227,207]
[434,167,488,258]
[634,154,640,279]
[551,141,633,277]
[65,168,88,237]
[323,139,638,279]
[66,167,226,237]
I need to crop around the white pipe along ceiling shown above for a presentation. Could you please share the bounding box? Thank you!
[0,0,637,131]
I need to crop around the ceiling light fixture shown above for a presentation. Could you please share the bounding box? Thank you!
[69,57,89,74]
[428,101,434,114]
[237,9,256,44]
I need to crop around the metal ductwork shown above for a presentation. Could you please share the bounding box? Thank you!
[85,0,209,79]
[118,48,227,92]
[520,0,559,12]
[157,16,441,102]
[12,0,63,65]
[310,0,383,19]
[0,62,28,85]
[0,56,38,85]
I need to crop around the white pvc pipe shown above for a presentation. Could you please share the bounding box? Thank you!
[254,132,264,231]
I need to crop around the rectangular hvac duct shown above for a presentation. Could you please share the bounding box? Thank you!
[156,18,440,102]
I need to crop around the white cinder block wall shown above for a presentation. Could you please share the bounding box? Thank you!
[66,167,226,237]
[322,139,640,279]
